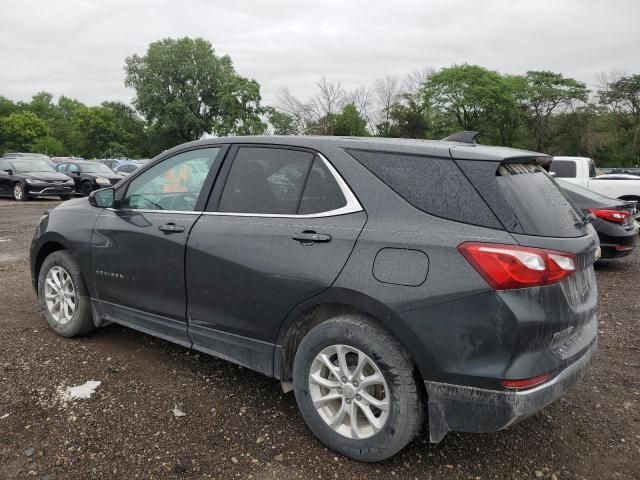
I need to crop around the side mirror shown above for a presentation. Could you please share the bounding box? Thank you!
[3,169,13,175]
[89,187,115,208]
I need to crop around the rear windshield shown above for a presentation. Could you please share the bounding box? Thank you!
[496,164,587,237]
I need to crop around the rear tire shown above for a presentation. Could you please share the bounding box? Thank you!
[13,183,28,202]
[292,315,424,462]
[59,195,73,201]
[37,251,94,337]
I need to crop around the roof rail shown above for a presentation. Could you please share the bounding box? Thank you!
[442,131,480,144]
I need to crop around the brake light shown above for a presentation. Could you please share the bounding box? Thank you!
[501,373,551,390]
[588,209,630,224]
[458,242,577,290]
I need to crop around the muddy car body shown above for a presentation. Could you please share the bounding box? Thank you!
[30,136,599,461]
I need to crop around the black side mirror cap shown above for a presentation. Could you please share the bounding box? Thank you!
[3,169,13,175]
[89,187,115,208]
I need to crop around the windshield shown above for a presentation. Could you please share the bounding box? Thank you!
[10,160,55,173]
[79,163,114,174]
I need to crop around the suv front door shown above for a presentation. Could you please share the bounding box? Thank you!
[90,147,224,345]
[185,145,366,374]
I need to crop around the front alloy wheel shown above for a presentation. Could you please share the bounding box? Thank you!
[44,265,76,325]
[309,344,390,439]
[13,183,26,201]
[38,251,94,337]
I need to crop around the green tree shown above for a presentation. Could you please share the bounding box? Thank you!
[424,65,518,145]
[125,37,266,150]
[0,96,18,117]
[267,108,298,135]
[333,103,368,136]
[598,74,640,163]
[0,112,50,154]
[387,93,430,138]
[518,71,589,152]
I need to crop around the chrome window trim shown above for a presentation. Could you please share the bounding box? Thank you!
[109,152,363,219]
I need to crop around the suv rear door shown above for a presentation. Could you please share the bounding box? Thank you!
[185,145,366,374]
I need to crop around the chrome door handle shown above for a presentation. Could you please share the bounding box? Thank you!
[158,223,185,233]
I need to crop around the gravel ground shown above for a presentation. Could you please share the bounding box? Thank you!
[0,198,639,480]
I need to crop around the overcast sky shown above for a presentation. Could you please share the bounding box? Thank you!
[1,0,639,107]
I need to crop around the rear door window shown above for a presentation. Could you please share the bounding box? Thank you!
[218,147,315,215]
[550,160,576,178]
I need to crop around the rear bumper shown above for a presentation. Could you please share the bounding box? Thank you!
[425,336,597,443]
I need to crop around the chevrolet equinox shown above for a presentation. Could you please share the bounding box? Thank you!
[30,135,599,461]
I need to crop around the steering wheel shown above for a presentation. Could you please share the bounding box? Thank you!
[168,193,198,211]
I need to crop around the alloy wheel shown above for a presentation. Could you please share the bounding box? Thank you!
[13,184,23,200]
[44,266,76,325]
[308,344,390,439]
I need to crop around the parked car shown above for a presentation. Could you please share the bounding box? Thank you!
[0,157,75,201]
[550,156,640,202]
[50,156,84,164]
[55,160,123,195]
[98,158,130,170]
[557,179,639,259]
[31,136,599,461]
[114,161,146,175]
[598,167,640,177]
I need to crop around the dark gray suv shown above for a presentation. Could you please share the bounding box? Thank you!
[30,136,599,461]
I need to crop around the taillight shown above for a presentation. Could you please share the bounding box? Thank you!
[458,242,577,290]
[588,208,630,224]
[501,372,551,390]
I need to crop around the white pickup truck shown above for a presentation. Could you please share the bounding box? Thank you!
[550,156,640,202]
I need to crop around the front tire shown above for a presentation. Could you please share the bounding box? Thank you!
[292,315,424,462]
[37,251,94,337]
[80,180,93,196]
[60,195,73,201]
[13,183,28,202]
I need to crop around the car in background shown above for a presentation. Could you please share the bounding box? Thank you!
[2,152,53,167]
[114,160,146,175]
[0,157,75,201]
[50,156,85,165]
[55,160,123,195]
[558,179,638,259]
[599,167,640,176]
[550,156,640,202]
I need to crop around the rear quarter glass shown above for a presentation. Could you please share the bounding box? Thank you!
[345,149,502,229]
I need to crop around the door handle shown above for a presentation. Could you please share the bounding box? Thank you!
[158,223,185,234]
[292,231,332,244]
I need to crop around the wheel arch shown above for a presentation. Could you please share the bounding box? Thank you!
[274,288,427,392]
[31,235,71,292]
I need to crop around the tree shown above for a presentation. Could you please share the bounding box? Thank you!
[266,107,298,135]
[125,37,266,150]
[0,112,50,154]
[374,76,401,136]
[0,96,18,117]
[598,74,640,163]
[333,104,368,136]
[424,64,518,144]
[518,71,589,152]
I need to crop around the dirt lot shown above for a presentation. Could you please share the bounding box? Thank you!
[0,198,638,480]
